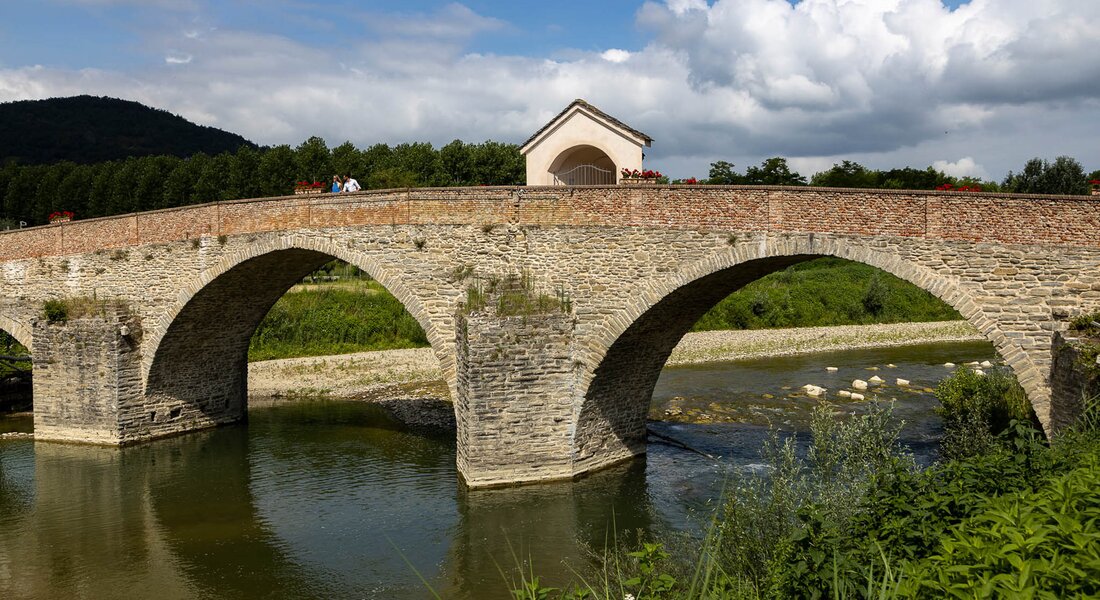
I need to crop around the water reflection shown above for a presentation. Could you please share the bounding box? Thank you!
[0,340,998,599]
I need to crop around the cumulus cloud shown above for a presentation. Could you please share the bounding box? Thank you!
[1,0,1097,179]
[932,157,989,179]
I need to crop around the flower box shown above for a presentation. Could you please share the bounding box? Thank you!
[48,211,74,224]
[1090,180,1100,196]
[294,181,325,195]
[620,168,663,185]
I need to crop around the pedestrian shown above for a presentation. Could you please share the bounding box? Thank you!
[343,174,361,193]
[331,174,342,193]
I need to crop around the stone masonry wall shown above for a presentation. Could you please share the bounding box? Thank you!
[33,304,142,444]
[456,304,578,487]
[0,186,1098,484]
[1050,333,1100,430]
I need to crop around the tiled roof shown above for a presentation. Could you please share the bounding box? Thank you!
[520,99,653,153]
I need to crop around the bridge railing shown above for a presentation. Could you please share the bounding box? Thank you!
[0,185,1097,260]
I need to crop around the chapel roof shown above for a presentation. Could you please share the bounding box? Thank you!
[520,99,653,154]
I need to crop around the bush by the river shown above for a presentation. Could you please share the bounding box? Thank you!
[692,257,962,331]
[510,393,1100,599]
[248,279,428,361]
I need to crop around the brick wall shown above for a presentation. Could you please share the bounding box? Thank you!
[1,186,1097,262]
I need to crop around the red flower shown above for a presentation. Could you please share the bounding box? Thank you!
[1090,179,1100,185]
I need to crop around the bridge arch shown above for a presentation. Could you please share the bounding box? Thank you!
[0,313,32,353]
[141,234,451,433]
[572,234,1049,470]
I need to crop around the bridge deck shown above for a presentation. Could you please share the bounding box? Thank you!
[1,185,1097,261]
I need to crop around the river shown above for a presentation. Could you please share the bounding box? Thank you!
[0,340,997,599]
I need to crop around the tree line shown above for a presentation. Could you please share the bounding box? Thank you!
[698,155,1099,195]
[0,137,524,227]
[1,139,1095,228]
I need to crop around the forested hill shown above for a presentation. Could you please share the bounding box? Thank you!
[0,95,255,165]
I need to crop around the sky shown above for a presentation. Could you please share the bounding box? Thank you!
[0,0,1097,180]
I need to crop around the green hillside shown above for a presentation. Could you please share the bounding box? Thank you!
[0,95,255,165]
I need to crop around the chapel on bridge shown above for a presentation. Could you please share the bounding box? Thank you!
[520,99,653,186]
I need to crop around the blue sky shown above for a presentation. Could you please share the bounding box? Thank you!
[0,0,1095,180]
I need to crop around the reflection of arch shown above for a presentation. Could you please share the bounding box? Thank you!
[572,235,1047,469]
[548,144,616,185]
[143,235,450,423]
[0,313,32,352]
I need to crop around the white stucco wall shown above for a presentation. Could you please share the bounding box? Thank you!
[523,108,647,186]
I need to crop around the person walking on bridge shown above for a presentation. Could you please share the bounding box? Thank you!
[343,174,361,193]
[331,174,342,193]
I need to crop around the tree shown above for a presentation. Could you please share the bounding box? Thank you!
[256,145,296,197]
[744,157,807,186]
[1003,156,1088,195]
[294,136,332,184]
[810,160,878,188]
[707,160,743,184]
[330,142,362,182]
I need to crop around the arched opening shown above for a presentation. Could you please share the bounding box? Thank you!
[144,246,448,438]
[574,250,1034,469]
[0,322,33,430]
[548,144,616,185]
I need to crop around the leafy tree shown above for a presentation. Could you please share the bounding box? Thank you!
[193,152,230,203]
[330,142,361,183]
[879,166,943,190]
[810,160,878,188]
[1003,156,1088,195]
[227,145,261,200]
[707,160,743,184]
[256,145,296,197]
[469,141,524,185]
[294,136,332,184]
[744,157,807,186]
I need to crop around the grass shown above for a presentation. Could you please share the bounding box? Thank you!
[248,278,428,361]
[693,258,962,332]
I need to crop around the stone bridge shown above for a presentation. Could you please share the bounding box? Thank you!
[1,186,1097,487]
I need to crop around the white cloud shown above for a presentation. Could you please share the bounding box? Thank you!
[1,0,1097,180]
[932,157,989,179]
[164,54,192,64]
[601,49,631,63]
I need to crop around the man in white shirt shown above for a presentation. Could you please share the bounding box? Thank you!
[343,174,361,192]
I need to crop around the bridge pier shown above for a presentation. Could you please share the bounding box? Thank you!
[455,302,583,488]
[32,304,145,444]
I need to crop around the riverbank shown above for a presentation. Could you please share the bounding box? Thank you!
[247,320,981,402]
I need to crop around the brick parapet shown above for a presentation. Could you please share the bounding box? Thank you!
[2,186,1097,261]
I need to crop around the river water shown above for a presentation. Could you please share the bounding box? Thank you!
[0,340,997,599]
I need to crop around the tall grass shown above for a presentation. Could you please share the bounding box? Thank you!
[693,258,961,331]
[248,280,428,361]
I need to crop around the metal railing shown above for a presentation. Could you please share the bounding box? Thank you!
[552,164,615,185]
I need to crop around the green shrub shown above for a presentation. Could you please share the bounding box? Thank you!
[43,299,68,323]
[935,368,1037,461]
[717,401,914,595]
[900,459,1100,598]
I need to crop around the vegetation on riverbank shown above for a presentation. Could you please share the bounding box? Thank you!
[245,257,963,362]
[248,278,427,361]
[693,257,961,331]
[509,372,1100,599]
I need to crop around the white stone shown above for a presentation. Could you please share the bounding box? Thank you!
[802,384,826,397]
[868,375,884,384]
[896,378,910,386]
[886,363,897,368]
[852,379,868,390]
[850,393,865,401]
[837,390,852,398]
[826,366,838,372]
[974,369,985,376]
[943,362,955,368]
[980,360,993,368]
